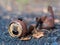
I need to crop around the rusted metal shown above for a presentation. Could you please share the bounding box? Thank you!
[8,19,28,38]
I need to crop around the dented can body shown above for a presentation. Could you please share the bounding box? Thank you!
[8,19,27,38]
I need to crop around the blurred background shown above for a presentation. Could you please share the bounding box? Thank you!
[0,0,60,15]
[0,0,60,45]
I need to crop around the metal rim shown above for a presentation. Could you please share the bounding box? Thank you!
[8,21,23,37]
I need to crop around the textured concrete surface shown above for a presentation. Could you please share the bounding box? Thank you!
[0,6,60,45]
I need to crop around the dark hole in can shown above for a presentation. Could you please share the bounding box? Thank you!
[12,26,19,35]
[18,18,23,21]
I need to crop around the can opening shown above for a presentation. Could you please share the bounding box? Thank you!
[12,26,19,35]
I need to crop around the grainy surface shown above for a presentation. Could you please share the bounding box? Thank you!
[0,6,60,45]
